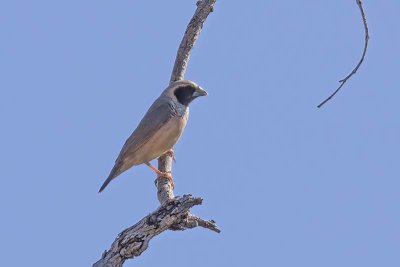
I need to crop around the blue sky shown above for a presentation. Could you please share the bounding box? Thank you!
[1,1,399,266]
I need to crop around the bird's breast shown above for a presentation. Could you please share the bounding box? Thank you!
[139,112,188,162]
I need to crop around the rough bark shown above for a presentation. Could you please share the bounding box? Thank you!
[93,1,219,266]
[93,195,220,267]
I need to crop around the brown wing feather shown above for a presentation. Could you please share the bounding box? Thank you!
[98,96,173,192]
[117,96,173,160]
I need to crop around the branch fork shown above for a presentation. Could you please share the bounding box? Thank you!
[93,195,220,267]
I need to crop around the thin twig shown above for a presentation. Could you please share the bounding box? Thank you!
[317,0,369,108]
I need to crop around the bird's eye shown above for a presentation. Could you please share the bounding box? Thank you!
[174,86,195,106]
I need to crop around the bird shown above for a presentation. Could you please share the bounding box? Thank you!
[99,80,208,192]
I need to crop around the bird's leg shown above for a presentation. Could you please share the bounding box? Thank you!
[165,148,176,163]
[145,162,175,188]
[145,162,159,174]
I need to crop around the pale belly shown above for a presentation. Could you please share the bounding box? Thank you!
[133,115,188,163]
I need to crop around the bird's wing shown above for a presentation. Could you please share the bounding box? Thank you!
[99,96,175,193]
[117,96,174,163]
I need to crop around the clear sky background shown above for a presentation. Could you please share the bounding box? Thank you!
[1,1,399,266]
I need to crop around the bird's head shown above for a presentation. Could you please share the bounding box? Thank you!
[167,80,208,106]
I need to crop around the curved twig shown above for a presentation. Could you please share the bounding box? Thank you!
[317,0,369,108]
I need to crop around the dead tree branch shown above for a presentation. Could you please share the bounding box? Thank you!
[93,195,220,267]
[93,1,218,266]
[317,0,369,108]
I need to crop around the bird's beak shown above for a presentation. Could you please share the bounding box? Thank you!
[193,86,208,97]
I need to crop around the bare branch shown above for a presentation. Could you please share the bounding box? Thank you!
[92,195,220,267]
[317,0,369,108]
[169,0,216,83]
[94,1,218,266]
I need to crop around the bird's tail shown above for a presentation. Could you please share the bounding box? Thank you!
[98,165,122,193]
